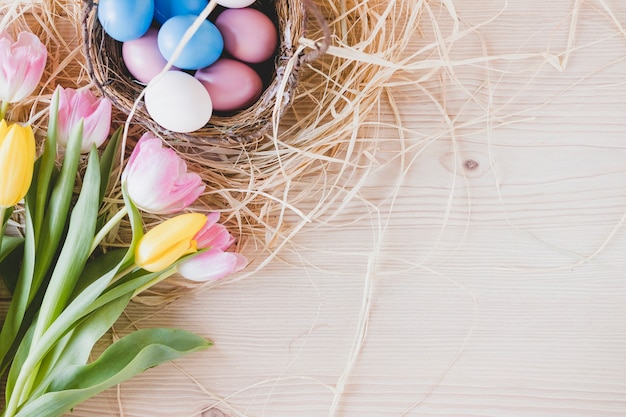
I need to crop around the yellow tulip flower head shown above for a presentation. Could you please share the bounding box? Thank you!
[135,212,207,272]
[0,119,36,208]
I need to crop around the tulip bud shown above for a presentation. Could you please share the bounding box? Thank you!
[122,133,205,214]
[135,213,207,272]
[0,120,35,207]
[55,86,112,153]
[0,31,47,104]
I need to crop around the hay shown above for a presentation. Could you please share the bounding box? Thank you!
[0,0,432,302]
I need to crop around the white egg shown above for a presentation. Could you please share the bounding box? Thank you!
[216,0,256,7]
[144,71,213,133]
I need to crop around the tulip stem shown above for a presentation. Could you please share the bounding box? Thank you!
[0,101,8,120]
[132,267,178,298]
[90,206,128,254]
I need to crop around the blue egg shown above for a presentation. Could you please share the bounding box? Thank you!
[154,0,209,24]
[158,15,223,70]
[98,0,154,42]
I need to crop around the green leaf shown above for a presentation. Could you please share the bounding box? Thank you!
[30,119,84,303]
[29,294,132,399]
[0,236,24,264]
[32,267,168,399]
[3,256,125,415]
[71,249,126,298]
[2,206,13,224]
[89,269,161,313]
[33,89,59,242]
[7,147,103,409]
[4,319,35,402]
[98,126,122,204]
[14,328,211,417]
[0,236,24,293]
[119,185,143,270]
[0,146,56,375]
[32,146,101,337]
[0,192,37,375]
[3,191,142,405]
[3,184,143,410]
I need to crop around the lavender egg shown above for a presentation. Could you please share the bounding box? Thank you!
[123,28,179,84]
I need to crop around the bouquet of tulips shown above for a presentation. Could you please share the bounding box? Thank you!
[0,31,246,417]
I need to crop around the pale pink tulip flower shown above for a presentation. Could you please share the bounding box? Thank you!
[177,213,247,282]
[0,31,47,106]
[178,247,247,282]
[56,86,112,153]
[122,133,205,214]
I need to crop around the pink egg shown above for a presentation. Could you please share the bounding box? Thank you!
[215,8,278,64]
[122,28,178,84]
[195,58,263,112]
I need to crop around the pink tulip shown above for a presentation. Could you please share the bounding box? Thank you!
[0,31,47,104]
[177,213,247,282]
[55,86,112,153]
[193,212,235,250]
[122,133,205,214]
[177,247,247,282]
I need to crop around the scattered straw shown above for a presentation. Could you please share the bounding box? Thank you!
[0,0,434,301]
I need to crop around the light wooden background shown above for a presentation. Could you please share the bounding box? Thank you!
[10,0,626,416]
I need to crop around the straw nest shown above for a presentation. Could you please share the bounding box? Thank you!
[82,0,331,145]
[1,0,429,300]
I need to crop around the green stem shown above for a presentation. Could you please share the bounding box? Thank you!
[132,267,178,298]
[90,206,129,254]
[0,101,9,121]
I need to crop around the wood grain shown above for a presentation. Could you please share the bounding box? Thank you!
[73,1,626,416]
[2,0,626,416]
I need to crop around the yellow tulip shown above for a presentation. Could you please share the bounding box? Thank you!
[135,212,207,272]
[0,119,35,207]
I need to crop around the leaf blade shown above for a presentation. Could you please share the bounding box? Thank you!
[14,328,211,417]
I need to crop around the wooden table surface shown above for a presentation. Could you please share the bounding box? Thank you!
[3,0,626,416]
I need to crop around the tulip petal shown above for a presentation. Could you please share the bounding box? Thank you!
[0,31,46,103]
[0,123,35,207]
[55,86,112,153]
[178,248,247,282]
[80,97,112,152]
[194,221,235,251]
[135,213,207,272]
[122,133,205,214]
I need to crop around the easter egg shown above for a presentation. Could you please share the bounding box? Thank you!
[144,71,213,133]
[216,0,256,7]
[154,0,209,24]
[195,59,263,112]
[158,15,224,70]
[98,0,154,42]
[215,8,277,63]
[123,29,180,84]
